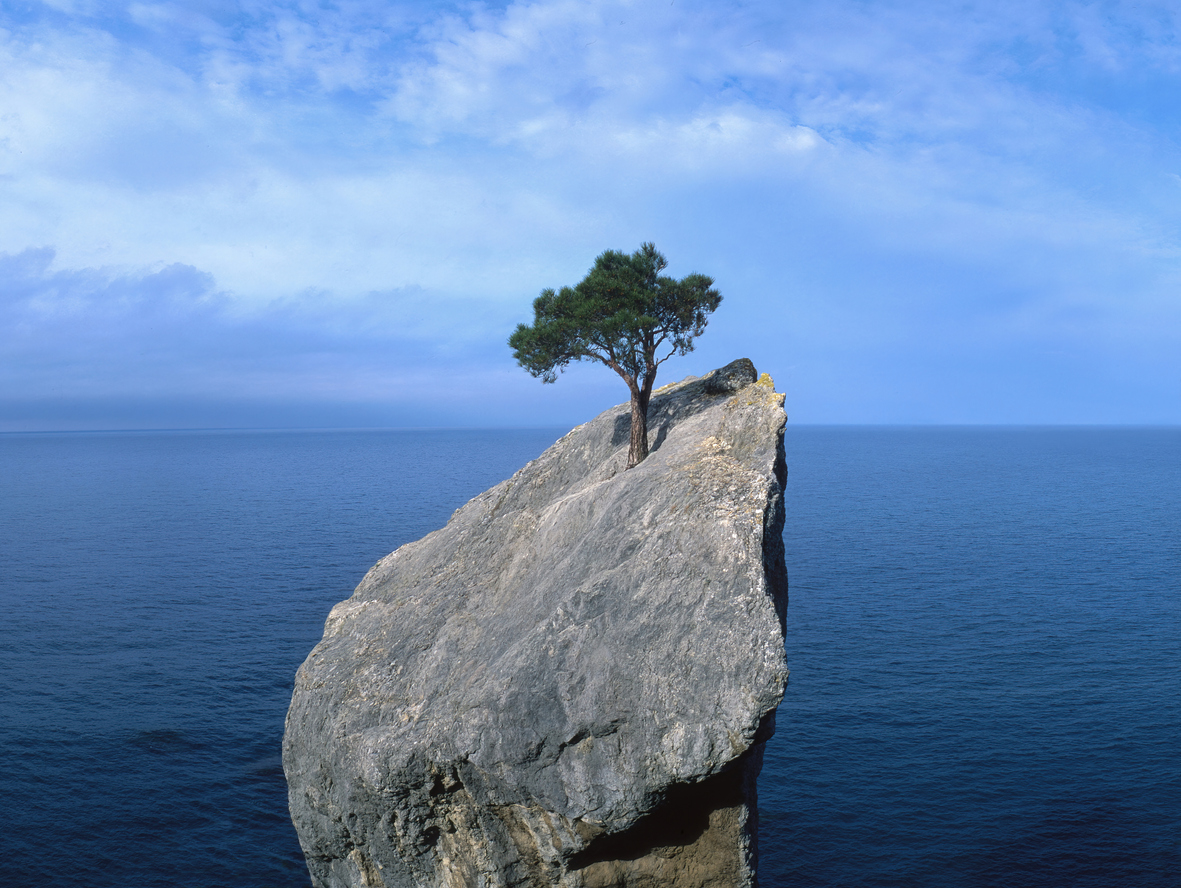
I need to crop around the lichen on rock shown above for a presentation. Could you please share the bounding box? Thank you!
[283,359,789,888]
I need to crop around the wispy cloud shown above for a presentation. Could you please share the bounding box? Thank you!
[2,0,1180,426]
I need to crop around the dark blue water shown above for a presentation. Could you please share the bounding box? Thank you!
[764,427,1181,887]
[2,427,1178,887]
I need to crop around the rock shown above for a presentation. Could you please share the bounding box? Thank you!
[283,358,789,888]
[702,357,758,395]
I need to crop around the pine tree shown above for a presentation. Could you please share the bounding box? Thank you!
[509,243,722,468]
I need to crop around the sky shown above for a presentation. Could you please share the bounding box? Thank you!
[2,0,1179,430]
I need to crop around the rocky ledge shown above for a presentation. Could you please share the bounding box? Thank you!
[283,358,789,888]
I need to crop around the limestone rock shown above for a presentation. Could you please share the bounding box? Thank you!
[283,359,789,888]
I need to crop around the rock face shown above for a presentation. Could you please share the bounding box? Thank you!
[283,358,789,888]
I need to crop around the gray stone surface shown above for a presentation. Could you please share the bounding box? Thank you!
[283,359,789,888]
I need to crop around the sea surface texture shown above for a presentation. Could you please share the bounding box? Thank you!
[1,427,1178,887]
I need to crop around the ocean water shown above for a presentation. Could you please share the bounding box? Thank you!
[1,427,1177,887]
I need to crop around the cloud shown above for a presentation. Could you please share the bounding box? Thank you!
[2,0,1180,426]
[384,0,828,175]
[5,0,1175,271]
[0,246,607,430]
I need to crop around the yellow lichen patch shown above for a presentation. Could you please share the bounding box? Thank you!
[732,382,783,411]
[751,373,787,408]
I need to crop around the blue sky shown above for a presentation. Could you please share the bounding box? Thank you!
[2,0,1179,430]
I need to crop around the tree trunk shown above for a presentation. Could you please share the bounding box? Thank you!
[627,385,653,469]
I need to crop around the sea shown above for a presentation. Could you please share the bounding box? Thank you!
[1,426,1177,887]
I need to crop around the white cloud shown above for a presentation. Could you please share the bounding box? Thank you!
[384,0,828,170]
[2,0,1181,424]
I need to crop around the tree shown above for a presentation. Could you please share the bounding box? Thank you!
[509,242,722,468]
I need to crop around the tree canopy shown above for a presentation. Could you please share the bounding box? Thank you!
[509,242,722,467]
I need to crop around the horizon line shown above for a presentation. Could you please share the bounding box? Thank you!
[3,421,1179,436]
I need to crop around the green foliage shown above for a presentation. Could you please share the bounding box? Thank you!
[508,243,722,389]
